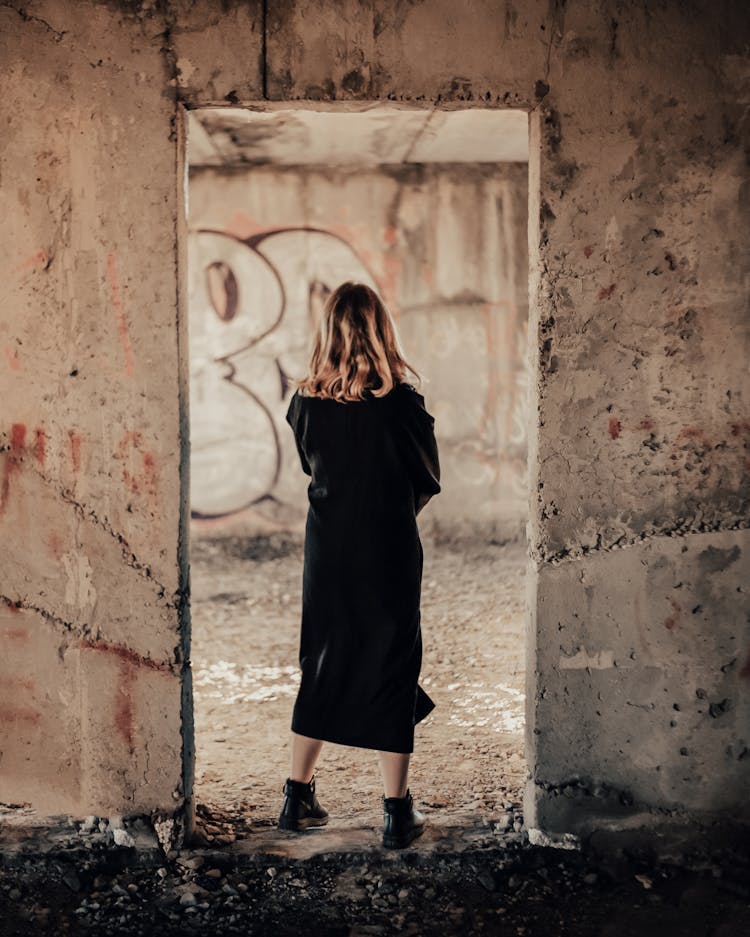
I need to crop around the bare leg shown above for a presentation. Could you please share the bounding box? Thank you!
[377,751,411,798]
[290,731,323,783]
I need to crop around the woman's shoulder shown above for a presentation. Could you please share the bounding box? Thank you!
[391,381,427,406]
[390,381,435,425]
[392,380,423,399]
[285,387,307,426]
[289,385,320,404]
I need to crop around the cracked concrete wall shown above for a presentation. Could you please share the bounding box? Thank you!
[0,0,192,816]
[2,0,749,838]
[187,163,529,538]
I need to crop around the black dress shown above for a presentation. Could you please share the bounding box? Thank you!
[285,381,441,754]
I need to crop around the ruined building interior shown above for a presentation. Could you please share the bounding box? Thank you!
[1,1,748,934]
[187,105,531,827]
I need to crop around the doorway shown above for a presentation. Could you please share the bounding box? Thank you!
[183,102,533,843]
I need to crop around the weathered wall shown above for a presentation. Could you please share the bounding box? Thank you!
[2,0,748,843]
[0,1,192,820]
[187,163,529,540]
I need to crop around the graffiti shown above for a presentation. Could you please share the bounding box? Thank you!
[187,226,377,519]
[186,182,533,527]
[187,222,534,522]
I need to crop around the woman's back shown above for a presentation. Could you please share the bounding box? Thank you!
[285,378,440,753]
[287,382,439,530]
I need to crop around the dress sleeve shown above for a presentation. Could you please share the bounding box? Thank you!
[395,385,441,514]
[285,391,312,477]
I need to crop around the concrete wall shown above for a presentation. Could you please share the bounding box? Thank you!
[0,0,191,820]
[1,0,748,843]
[187,163,529,540]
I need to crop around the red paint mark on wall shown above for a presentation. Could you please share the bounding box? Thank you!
[584,245,594,258]
[664,599,681,631]
[3,628,28,639]
[637,417,655,431]
[0,676,35,691]
[15,249,49,271]
[68,430,82,473]
[608,417,622,439]
[0,423,27,515]
[730,421,750,437]
[78,638,172,673]
[598,283,616,301]
[380,253,402,321]
[0,707,41,726]
[9,423,25,450]
[479,301,518,448]
[34,428,46,466]
[46,530,64,560]
[79,638,173,753]
[675,425,707,442]
[107,251,135,377]
[115,431,159,510]
[4,346,20,371]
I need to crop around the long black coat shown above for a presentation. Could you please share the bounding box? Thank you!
[285,381,441,753]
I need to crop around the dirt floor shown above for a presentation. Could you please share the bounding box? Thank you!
[189,531,528,837]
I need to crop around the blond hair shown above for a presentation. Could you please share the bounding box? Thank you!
[297,282,420,402]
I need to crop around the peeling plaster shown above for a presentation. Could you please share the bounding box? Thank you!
[558,647,615,670]
[61,551,97,613]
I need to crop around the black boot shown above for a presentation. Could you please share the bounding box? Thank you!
[382,789,425,849]
[278,776,329,831]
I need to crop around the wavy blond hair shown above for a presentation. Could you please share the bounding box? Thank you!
[297,281,421,402]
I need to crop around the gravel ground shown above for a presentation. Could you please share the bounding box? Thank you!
[189,532,528,835]
[1,826,748,936]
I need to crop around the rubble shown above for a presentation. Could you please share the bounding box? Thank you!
[1,823,747,936]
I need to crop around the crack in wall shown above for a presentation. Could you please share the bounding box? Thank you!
[1,593,92,642]
[533,775,688,818]
[0,1,67,41]
[533,517,750,566]
[1,594,179,673]
[58,486,180,609]
[1,448,182,609]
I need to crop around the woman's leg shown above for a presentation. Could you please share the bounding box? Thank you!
[290,731,323,783]
[377,751,411,798]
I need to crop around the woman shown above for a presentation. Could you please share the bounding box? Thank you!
[278,281,441,849]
